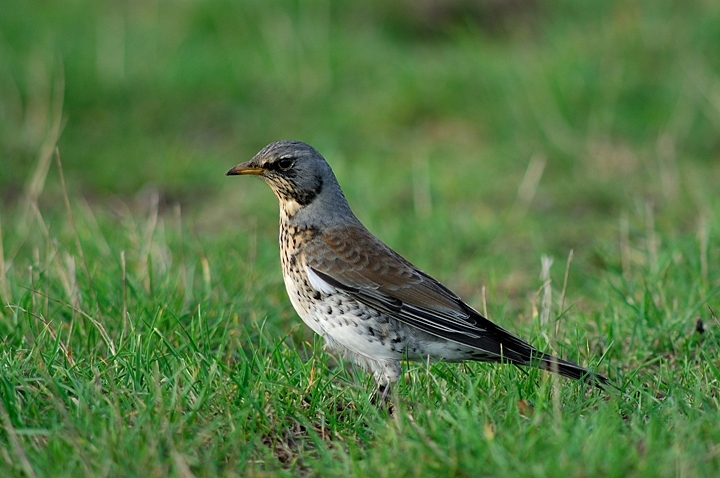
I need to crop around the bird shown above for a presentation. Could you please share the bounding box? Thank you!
[227,140,609,397]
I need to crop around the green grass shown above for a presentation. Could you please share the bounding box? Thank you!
[2,0,720,476]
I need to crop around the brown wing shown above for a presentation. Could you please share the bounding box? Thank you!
[303,223,501,345]
[304,224,458,305]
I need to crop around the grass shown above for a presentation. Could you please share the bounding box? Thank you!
[1,0,720,476]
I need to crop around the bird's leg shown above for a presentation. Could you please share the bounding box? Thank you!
[370,382,392,407]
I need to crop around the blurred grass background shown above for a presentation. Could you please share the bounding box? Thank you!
[1,0,720,476]
[3,0,718,198]
[3,0,718,294]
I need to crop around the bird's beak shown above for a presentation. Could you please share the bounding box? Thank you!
[226,161,265,176]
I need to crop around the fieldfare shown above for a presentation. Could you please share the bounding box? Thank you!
[227,140,609,395]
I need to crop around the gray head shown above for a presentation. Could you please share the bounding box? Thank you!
[227,140,354,221]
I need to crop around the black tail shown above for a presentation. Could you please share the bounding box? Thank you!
[533,351,610,388]
[470,311,610,389]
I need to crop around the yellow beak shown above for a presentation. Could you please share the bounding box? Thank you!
[226,162,264,176]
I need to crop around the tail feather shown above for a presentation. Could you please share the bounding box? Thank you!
[474,315,610,389]
[536,352,610,388]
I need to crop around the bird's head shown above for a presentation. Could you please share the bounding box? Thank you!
[227,140,350,219]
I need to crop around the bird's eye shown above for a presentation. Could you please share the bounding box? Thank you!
[277,157,294,170]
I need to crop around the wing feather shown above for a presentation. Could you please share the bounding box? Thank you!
[303,224,516,352]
